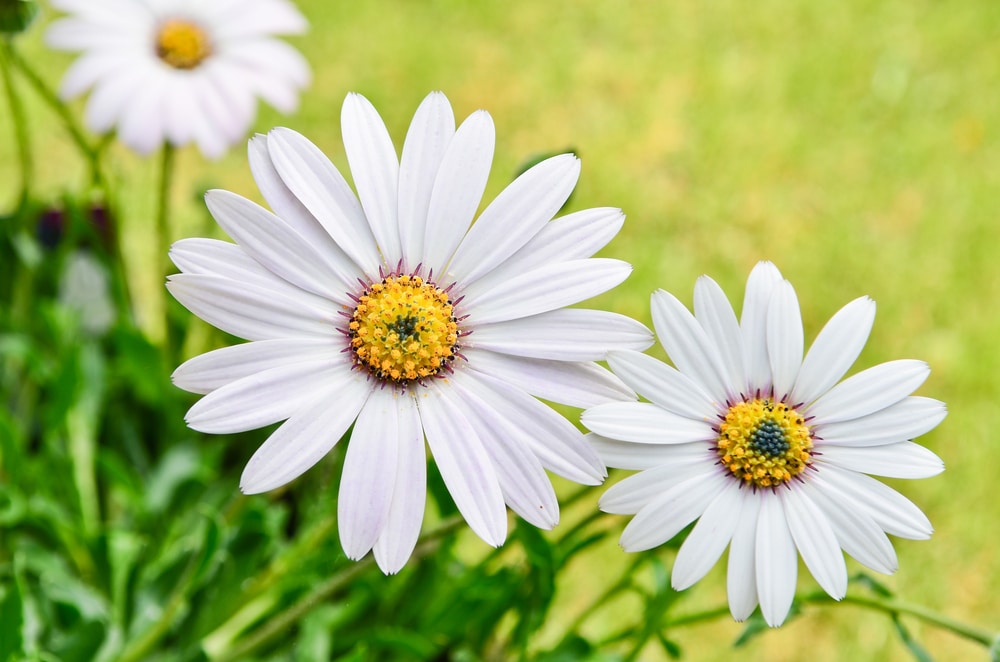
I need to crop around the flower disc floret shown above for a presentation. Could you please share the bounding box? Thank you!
[716,399,812,488]
[155,19,211,70]
[349,274,459,385]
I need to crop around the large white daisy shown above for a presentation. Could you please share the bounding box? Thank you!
[45,0,310,158]
[168,91,653,573]
[582,261,945,627]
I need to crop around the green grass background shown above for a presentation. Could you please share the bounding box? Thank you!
[3,0,998,659]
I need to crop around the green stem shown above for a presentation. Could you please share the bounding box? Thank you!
[5,42,104,188]
[830,593,996,647]
[0,39,31,212]
[206,515,465,662]
[565,554,644,636]
[156,142,175,348]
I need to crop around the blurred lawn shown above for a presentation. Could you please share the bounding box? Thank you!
[3,0,998,659]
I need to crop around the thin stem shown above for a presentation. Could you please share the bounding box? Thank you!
[0,40,32,211]
[830,593,996,647]
[156,143,175,262]
[565,554,645,635]
[5,42,104,188]
[206,515,465,662]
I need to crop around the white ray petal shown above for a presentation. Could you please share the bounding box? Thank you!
[727,494,761,621]
[589,433,715,471]
[741,261,783,393]
[606,350,719,422]
[780,488,847,600]
[462,349,635,409]
[398,92,455,269]
[814,396,947,447]
[422,110,494,273]
[338,388,401,561]
[461,258,631,325]
[755,494,797,627]
[813,464,933,539]
[600,464,717,515]
[694,275,746,402]
[240,378,371,493]
[650,289,730,407]
[373,393,426,574]
[470,310,652,361]
[583,402,716,445]
[185,357,350,433]
[817,442,944,479]
[801,479,898,574]
[619,471,726,551]
[448,154,580,285]
[172,337,343,394]
[342,93,402,265]
[766,280,803,400]
[419,382,507,546]
[672,481,743,590]
[805,360,930,424]
[791,297,876,407]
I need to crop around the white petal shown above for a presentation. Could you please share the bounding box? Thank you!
[755,494,797,627]
[805,360,930,424]
[240,379,371,493]
[791,297,876,406]
[248,135,360,283]
[766,280,803,400]
[419,382,507,546]
[582,402,716,445]
[475,208,625,290]
[170,238,290,291]
[459,368,606,484]
[450,375,559,529]
[589,433,714,471]
[185,358,349,433]
[470,310,652,361]
[817,442,944,479]
[813,464,933,539]
[204,189,355,303]
[422,110,494,273]
[338,389,401,561]
[606,350,718,421]
[116,72,167,154]
[619,471,726,551]
[694,275,746,402]
[463,348,635,409]
[266,127,381,279]
[650,290,730,407]
[212,0,307,37]
[166,273,335,341]
[461,258,632,325]
[447,154,580,285]
[815,396,947,447]
[727,495,761,621]
[342,93,402,266]
[780,488,847,600]
[373,394,426,574]
[741,261,783,393]
[398,92,455,270]
[672,481,744,590]
[172,337,342,394]
[58,52,122,98]
[600,464,717,516]
[802,479,898,574]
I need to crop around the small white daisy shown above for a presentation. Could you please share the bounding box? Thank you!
[168,91,653,573]
[582,261,945,627]
[45,0,311,158]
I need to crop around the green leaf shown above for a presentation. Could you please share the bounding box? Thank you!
[732,611,768,647]
[0,1,37,36]
[0,574,25,662]
[656,632,682,659]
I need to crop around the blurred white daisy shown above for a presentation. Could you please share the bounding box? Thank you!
[46,0,310,158]
[168,91,653,573]
[582,261,945,627]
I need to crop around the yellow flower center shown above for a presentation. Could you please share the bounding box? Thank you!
[348,274,459,385]
[155,19,211,70]
[716,399,813,488]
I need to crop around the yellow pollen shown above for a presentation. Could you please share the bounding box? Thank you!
[349,275,459,385]
[155,19,211,70]
[716,399,813,488]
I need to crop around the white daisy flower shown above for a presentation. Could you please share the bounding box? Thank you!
[582,261,945,627]
[45,0,311,158]
[168,91,653,573]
